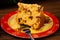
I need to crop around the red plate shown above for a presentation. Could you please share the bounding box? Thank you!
[1,11,59,38]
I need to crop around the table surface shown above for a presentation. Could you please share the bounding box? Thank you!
[0,0,60,40]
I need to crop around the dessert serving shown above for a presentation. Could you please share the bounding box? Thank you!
[8,2,53,33]
[1,2,59,38]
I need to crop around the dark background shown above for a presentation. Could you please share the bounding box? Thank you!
[0,0,60,40]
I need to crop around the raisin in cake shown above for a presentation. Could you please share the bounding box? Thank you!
[16,2,46,30]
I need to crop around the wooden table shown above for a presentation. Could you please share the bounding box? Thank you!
[0,0,60,40]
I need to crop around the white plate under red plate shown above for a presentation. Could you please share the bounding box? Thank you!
[1,11,59,38]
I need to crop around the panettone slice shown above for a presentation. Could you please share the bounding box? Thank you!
[16,2,46,30]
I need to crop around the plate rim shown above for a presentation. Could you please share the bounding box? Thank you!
[1,11,59,38]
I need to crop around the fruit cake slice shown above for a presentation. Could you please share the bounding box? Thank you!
[16,2,46,30]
